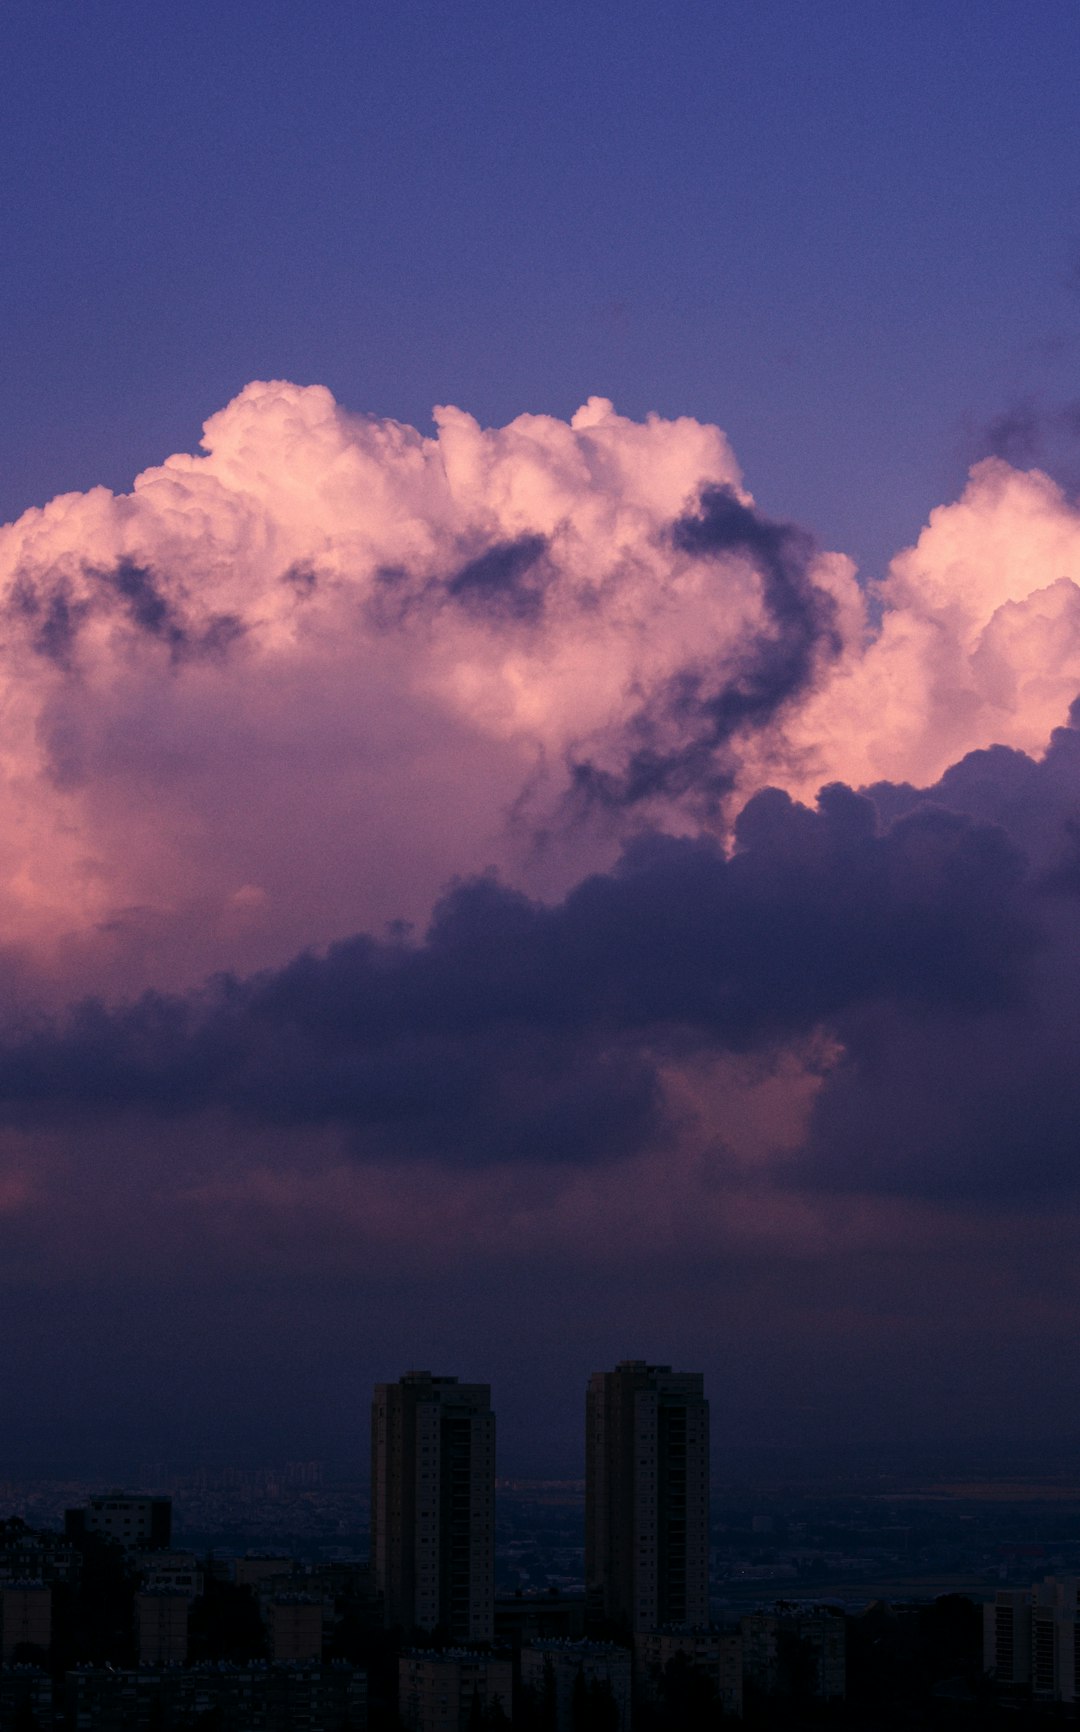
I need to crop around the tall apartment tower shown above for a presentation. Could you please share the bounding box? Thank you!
[371,1371,495,1641]
[585,1360,709,1633]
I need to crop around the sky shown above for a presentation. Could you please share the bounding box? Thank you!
[2,1,1080,1472]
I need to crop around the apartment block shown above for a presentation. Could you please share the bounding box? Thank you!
[373,1372,495,1641]
[268,1594,325,1663]
[741,1606,845,1701]
[520,1639,632,1732]
[585,1362,709,1633]
[399,1649,512,1732]
[136,1589,189,1666]
[0,1581,51,1661]
[65,1493,172,1550]
[985,1579,1080,1704]
[134,1549,203,1601]
[635,1626,743,1720]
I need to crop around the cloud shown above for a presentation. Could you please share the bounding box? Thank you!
[568,486,841,809]
[5,379,1080,1010]
[798,710,1080,1200]
[0,771,1034,1177]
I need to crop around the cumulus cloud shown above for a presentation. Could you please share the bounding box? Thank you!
[5,378,1080,1014]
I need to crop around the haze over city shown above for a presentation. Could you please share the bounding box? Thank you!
[3,0,1080,1482]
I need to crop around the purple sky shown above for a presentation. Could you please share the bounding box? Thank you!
[2,1,1080,1471]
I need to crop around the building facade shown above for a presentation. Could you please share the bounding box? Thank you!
[66,1661,367,1730]
[268,1594,325,1663]
[741,1606,846,1702]
[372,1372,495,1641]
[0,1582,51,1661]
[65,1493,172,1550]
[985,1579,1080,1704]
[135,1549,203,1601]
[399,1650,512,1732]
[585,1362,709,1633]
[635,1626,743,1721]
[136,1589,189,1665]
[520,1640,632,1732]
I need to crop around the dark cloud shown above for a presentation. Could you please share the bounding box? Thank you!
[570,486,841,808]
[96,560,244,663]
[447,534,550,621]
[9,573,89,669]
[0,775,1033,1167]
[800,713,1080,1199]
[9,560,244,667]
[367,535,551,632]
[280,560,320,594]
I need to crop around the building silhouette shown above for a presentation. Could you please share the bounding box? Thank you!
[741,1606,846,1701]
[520,1639,632,1732]
[585,1361,709,1633]
[399,1650,511,1732]
[64,1492,171,1550]
[985,1578,1080,1704]
[372,1371,495,1641]
[636,1626,743,1721]
[135,1589,189,1665]
[268,1594,325,1663]
[0,1581,51,1661]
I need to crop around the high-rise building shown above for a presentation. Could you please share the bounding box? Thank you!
[372,1372,495,1641]
[585,1361,709,1633]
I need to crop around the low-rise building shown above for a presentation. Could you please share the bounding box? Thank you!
[236,1553,297,1589]
[741,1605,845,1702]
[0,1581,51,1661]
[985,1578,1080,1704]
[136,1588,189,1665]
[0,1520,80,1588]
[520,1640,632,1732]
[268,1593,324,1662]
[0,1665,53,1727]
[135,1548,203,1601]
[399,1649,513,1732]
[65,1492,171,1550]
[636,1626,742,1720]
[984,1588,1033,1689]
[67,1660,367,1730]
[495,1593,587,1648]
